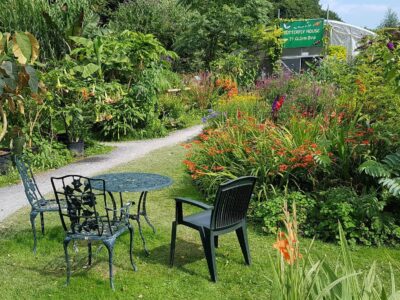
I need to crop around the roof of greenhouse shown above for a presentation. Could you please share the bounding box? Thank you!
[325,20,377,60]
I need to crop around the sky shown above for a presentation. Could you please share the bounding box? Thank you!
[319,0,400,29]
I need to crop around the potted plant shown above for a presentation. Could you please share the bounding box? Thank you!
[0,31,41,172]
[64,103,88,156]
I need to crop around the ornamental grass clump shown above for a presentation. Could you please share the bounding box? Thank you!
[269,202,400,300]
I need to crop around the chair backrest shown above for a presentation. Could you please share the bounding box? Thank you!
[51,175,115,236]
[15,156,45,209]
[211,176,257,230]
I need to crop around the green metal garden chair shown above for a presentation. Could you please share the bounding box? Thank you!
[169,176,257,282]
[15,156,65,254]
[51,175,136,289]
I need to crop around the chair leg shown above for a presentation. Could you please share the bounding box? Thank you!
[104,240,115,290]
[169,221,177,267]
[214,236,219,248]
[236,224,251,265]
[63,238,72,286]
[88,242,92,266]
[128,225,137,271]
[30,211,38,254]
[201,229,217,282]
[40,212,45,235]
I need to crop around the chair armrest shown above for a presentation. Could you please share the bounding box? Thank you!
[174,197,213,210]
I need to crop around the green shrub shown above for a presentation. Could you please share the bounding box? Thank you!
[24,139,72,170]
[0,0,99,60]
[316,187,400,245]
[253,191,316,235]
[327,45,347,60]
[108,0,189,50]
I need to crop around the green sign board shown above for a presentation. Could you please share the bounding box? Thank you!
[281,19,324,49]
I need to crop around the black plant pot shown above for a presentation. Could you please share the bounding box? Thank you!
[68,141,85,157]
[0,149,12,174]
[12,136,25,155]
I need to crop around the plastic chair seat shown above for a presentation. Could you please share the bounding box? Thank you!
[183,210,212,229]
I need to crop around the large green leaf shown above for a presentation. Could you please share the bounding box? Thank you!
[0,61,15,79]
[24,65,38,93]
[13,32,32,64]
[81,63,100,78]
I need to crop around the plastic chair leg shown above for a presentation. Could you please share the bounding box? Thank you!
[236,224,251,265]
[169,221,177,267]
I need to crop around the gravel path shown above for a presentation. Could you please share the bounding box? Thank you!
[0,125,202,222]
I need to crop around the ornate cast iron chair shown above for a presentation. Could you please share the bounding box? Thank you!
[51,175,136,289]
[15,156,65,254]
[170,176,257,282]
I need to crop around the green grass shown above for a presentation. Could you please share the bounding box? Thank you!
[0,145,399,299]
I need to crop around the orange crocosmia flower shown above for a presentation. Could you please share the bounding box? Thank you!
[302,154,314,163]
[361,140,370,145]
[81,88,89,100]
[199,133,209,141]
[183,160,196,172]
[212,165,224,171]
[278,164,288,172]
[181,143,192,149]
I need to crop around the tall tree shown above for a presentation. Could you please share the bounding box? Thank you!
[175,0,273,70]
[269,0,342,21]
[379,8,399,28]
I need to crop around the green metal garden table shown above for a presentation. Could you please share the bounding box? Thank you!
[92,172,173,255]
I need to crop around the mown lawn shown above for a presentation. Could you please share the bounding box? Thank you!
[0,145,399,299]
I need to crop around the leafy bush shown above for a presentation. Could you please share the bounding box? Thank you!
[0,0,99,60]
[315,187,400,245]
[327,45,347,61]
[108,0,189,49]
[24,139,72,170]
[253,191,316,235]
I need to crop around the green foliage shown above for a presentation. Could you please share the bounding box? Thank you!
[327,45,347,61]
[45,30,179,141]
[175,0,273,70]
[24,139,72,169]
[0,32,42,144]
[0,0,100,60]
[315,187,400,246]
[359,151,400,198]
[253,191,316,235]
[108,0,190,49]
[211,52,259,89]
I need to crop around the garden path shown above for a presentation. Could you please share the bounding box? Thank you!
[0,125,203,222]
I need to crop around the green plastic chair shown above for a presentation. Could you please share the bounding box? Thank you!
[170,176,257,282]
[15,156,65,254]
[51,175,136,289]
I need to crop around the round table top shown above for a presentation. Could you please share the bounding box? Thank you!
[91,172,173,193]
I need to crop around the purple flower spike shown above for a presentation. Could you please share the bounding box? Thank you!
[387,42,395,51]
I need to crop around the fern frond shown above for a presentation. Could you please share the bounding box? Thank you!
[314,154,332,168]
[358,160,391,178]
[382,151,400,172]
[378,178,400,197]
